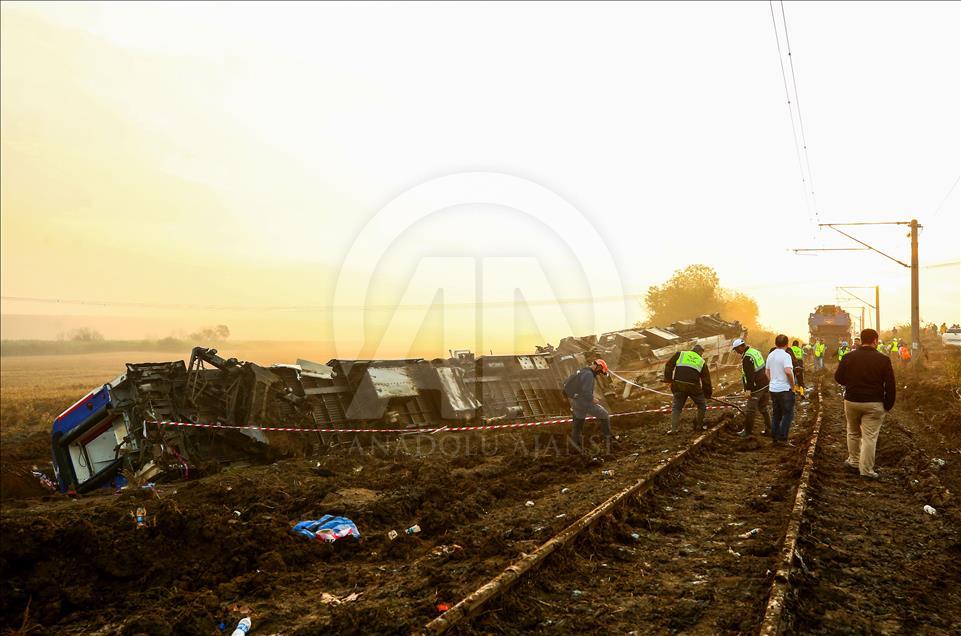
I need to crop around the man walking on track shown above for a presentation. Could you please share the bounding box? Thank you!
[732,338,771,438]
[663,344,713,434]
[835,328,896,479]
[563,359,612,452]
[766,334,796,444]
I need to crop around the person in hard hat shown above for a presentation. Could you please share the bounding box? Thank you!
[790,340,806,397]
[663,344,713,434]
[838,341,850,361]
[732,338,771,437]
[563,359,612,452]
[835,328,896,479]
[813,338,826,371]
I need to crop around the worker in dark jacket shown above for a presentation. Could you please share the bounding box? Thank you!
[663,344,712,433]
[834,328,896,479]
[733,338,771,437]
[563,359,612,451]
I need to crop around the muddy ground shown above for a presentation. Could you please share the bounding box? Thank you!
[1,356,959,635]
[467,389,820,634]
[785,377,961,634]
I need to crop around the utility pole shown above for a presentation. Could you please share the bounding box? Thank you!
[795,220,921,351]
[910,219,920,349]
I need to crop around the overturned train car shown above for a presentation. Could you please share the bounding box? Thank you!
[51,315,744,492]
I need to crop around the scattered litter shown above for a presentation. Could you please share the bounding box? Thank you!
[794,548,810,574]
[630,532,641,541]
[728,547,741,558]
[352,466,364,474]
[30,469,58,492]
[728,521,745,527]
[387,530,399,541]
[738,528,761,539]
[131,506,147,529]
[555,513,567,519]
[233,510,242,517]
[560,487,571,494]
[436,602,451,613]
[405,524,421,535]
[319,592,362,605]
[601,469,614,477]
[431,544,463,557]
[932,458,946,468]
[525,500,535,507]
[291,515,361,542]
[664,506,674,512]
[571,590,584,599]
[923,505,937,515]
[230,617,251,636]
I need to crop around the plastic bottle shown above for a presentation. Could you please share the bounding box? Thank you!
[231,617,251,636]
[405,524,421,535]
[738,528,761,539]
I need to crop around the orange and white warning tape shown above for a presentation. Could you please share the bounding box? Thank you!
[146,404,734,435]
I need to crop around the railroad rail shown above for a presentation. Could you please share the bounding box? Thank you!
[424,383,825,635]
[759,403,824,635]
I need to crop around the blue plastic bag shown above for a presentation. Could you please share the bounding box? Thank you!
[292,515,361,542]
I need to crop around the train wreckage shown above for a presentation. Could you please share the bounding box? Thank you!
[51,314,744,493]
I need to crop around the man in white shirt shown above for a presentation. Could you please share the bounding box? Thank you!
[765,334,796,444]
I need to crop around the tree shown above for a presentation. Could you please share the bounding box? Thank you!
[720,291,761,331]
[643,264,724,326]
[66,327,105,342]
[641,264,762,330]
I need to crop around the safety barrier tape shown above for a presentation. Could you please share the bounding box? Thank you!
[146,404,735,435]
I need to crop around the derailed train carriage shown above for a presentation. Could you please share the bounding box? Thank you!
[50,314,744,493]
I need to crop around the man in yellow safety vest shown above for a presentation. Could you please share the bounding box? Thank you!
[732,338,772,437]
[813,339,826,371]
[663,344,713,434]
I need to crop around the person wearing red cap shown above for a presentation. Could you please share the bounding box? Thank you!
[562,359,612,452]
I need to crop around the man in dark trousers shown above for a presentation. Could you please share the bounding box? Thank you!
[663,344,713,433]
[732,338,771,437]
[835,328,896,479]
[563,359,612,452]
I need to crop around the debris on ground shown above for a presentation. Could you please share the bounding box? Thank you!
[319,592,362,605]
[291,515,361,542]
[230,617,252,635]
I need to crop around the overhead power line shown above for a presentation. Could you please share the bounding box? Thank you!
[779,0,819,224]
[768,0,812,221]
[0,293,646,313]
[931,175,960,218]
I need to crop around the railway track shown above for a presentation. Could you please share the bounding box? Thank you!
[425,385,825,634]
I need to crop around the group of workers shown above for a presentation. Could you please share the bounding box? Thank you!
[563,326,901,464]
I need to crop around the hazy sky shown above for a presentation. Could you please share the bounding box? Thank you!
[1,1,958,357]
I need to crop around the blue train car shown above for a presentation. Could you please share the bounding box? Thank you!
[51,375,133,493]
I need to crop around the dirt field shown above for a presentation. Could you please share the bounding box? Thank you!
[1,350,959,634]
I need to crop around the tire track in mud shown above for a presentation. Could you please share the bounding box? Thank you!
[782,384,961,635]
[449,395,822,634]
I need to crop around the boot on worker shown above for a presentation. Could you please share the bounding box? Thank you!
[732,338,771,438]
[663,344,712,433]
